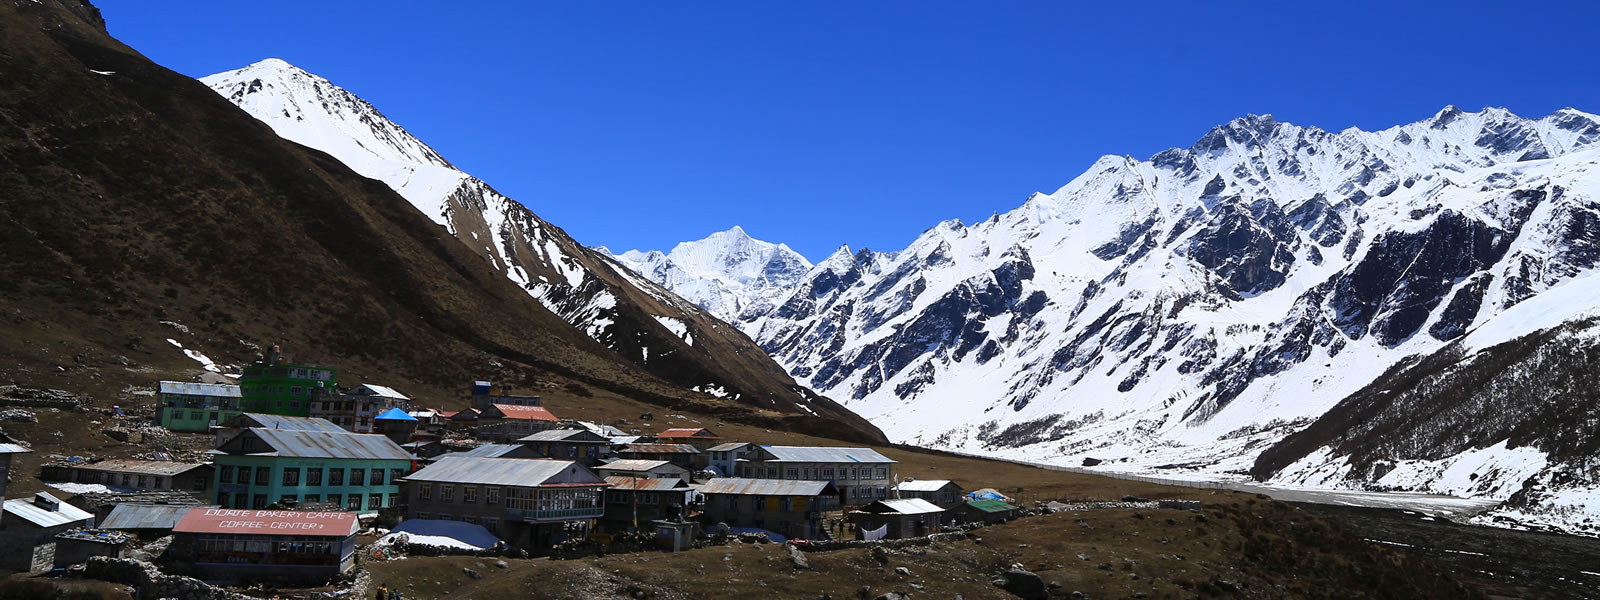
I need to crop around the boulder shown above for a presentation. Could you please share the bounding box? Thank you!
[995,568,1048,600]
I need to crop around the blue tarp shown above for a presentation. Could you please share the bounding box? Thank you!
[374,408,417,421]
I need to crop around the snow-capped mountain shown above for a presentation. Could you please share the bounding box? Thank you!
[633,106,1600,531]
[606,226,814,320]
[201,59,884,442]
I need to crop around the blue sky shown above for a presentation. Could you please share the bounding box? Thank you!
[100,1,1599,260]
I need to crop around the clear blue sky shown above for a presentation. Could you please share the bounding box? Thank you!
[98,1,1599,261]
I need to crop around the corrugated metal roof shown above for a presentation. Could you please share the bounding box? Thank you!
[158,381,241,397]
[609,435,642,445]
[893,479,957,492]
[655,428,719,439]
[621,443,701,454]
[861,499,944,515]
[487,404,557,421]
[695,477,836,496]
[228,413,346,434]
[174,508,357,537]
[964,499,1020,513]
[0,443,31,454]
[707,442,751,452]
[603,476,690,491]
[69,459,210,477]
[595,459,681,473]
[4,493,94,528]
[100,504,213,530]
[352,384,409,400]
[374,408,416,421]
[455,444,526,458]
[759,446,896,464]
[244,428,411,460]
[518,429,604,442]
[404,457,600,487]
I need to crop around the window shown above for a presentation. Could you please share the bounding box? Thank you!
[463,486,477,503]
[390,469,405,484]
[822,468,834,479]
[346,495,361,511]
[441,485,455,502]
[255,467,270,486]
[283,468,300,486]
[350,469,365,487]
[252,494,267,509]
[462,516,477,525]
[220,465,234,482]
[281,495,297,504]
[327,493,342,507]
[785,468,799,479]
[190,410,203,420]
[291,386,302,396]
[780,497,792,512]
[484,518,500,534]
[307,468,323,486]
[216,492,230,508]
[765,467,777,478]
[193,476,207,491]
[388,493,398,507]
[304,494,321,503]
[370,469,384,486]
[567,446,577,458]
[419,483,432,500]
[485,488,499,505]
[877,468,888,480]
[416,512,430,520]
[329,469,345,486]
[369,494,382,509]
[236,467,251,485]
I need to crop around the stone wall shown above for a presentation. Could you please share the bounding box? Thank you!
[85,557,255,600]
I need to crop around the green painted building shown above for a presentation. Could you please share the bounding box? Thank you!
[239,363,337,416]
[210,427,411,512]
[157,381,243,432]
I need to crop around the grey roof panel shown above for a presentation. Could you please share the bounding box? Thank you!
[893,479,958,492]
[158,381,241,397]
[100,504,212,530]
[68,460,210,477]
[230,413,347,434]
[760,446,896,464]
[518,429,605,443]
[864,498,944,515]
[4,493,94,528]
[403,456,600,487]
[456,444,526,458]
[595,459,682,473]
[0,443,31,454]
[249,428,411,460]
[695,477,836,496]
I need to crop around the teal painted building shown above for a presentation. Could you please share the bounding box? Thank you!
[157,381,243,432]
[210,428,411,512]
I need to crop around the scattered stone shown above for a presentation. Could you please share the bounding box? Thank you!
[872,594,908,600]
[789,544,810,569]
[494,560,508,569]
[1121,495,1148,503]
[1076,553,1090,561]
[995,569,1048,600]
[0,409,36,423]
[462,567,481,579]
[856,585,872,599]
[871,546,890,564]
[1097,562,1113,571]
[894,566,911,577]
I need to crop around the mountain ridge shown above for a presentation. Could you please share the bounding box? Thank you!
[622,105,1600,532]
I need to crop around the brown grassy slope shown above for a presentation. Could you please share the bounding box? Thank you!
[0,0,881,443]
[369,499,1480,600]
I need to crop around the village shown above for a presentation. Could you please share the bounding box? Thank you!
[0,347,1154,600]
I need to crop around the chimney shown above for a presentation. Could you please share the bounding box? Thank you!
[32,493,59,511]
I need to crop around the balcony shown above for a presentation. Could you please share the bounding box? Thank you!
[504,506,604,522]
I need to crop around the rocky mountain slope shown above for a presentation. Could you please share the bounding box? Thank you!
[628,107,1600,530]
[0,0,881,444]
[199,59,881,442]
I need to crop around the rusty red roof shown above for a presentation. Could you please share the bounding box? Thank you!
[173,508,357,537]
[488,404,557,421]
[655,428,720,439]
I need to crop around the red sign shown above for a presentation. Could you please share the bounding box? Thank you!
[174,508,358,537]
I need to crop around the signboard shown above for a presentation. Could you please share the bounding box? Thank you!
[173,508,358,537]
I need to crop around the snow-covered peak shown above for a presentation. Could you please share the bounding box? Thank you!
[202,59,463,224]
[611,226,815,320]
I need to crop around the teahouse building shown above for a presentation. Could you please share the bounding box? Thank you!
[169,508,358,581]
[891,479,965,508]
[594,459,691,483]
[737,446,897,506]
[41,459,213,496]
[308,384,412,433]
[651,428,721,451]
[517,429,609,466]
[209,428,411,512]
[696,477,838,541]
[237,347,337,417]
[2,492,95,572]
[847,498,944,540]
[601,476,692,529]
[476,404,559,441]
[156,381,243,432]
[706,442,756,477]
[401,456,608,552]
[616,443,702,472]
